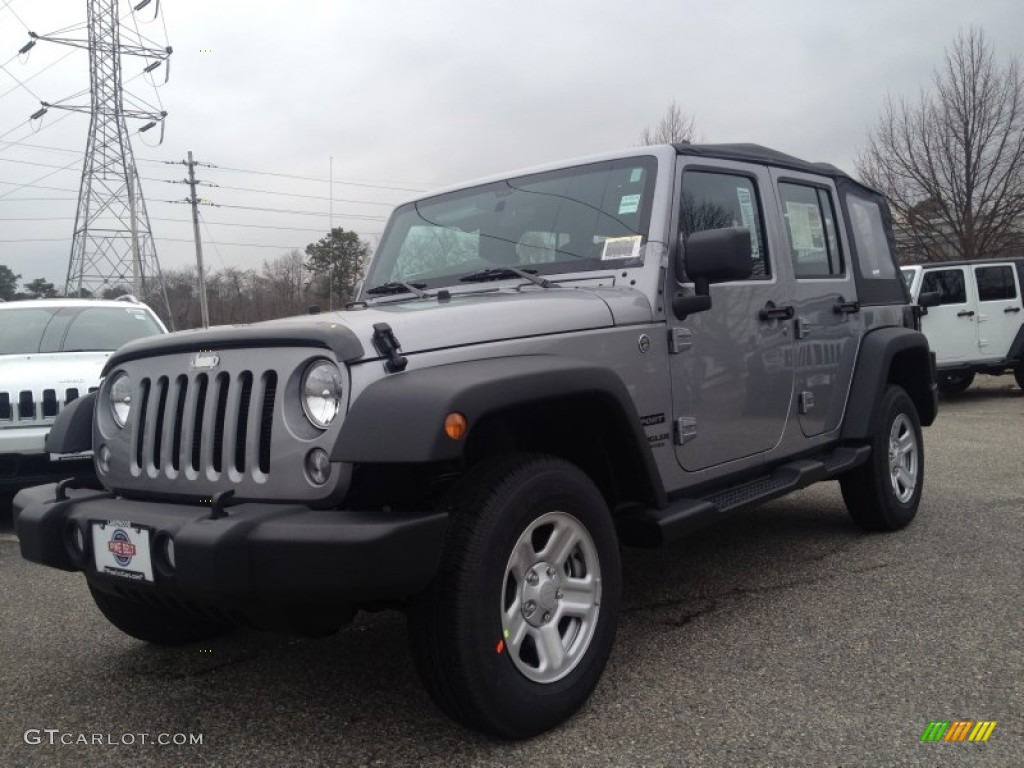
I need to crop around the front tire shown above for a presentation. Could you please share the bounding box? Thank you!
[88,583,232,645]
[840,385,924,532]
[408,455,621,739]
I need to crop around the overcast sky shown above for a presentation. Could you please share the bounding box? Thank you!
[1,0,1022,289]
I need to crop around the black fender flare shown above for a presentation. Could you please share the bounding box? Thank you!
[43,392,96,455]
[842,327,937,440]
[333,355,666,506]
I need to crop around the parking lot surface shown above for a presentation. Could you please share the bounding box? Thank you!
[1,380,1020,767]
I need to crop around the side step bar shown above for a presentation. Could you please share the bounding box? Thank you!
[617,445,871,548]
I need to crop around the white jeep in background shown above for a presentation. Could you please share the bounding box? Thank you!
[0,296,167,497]
[903,258,1024,395]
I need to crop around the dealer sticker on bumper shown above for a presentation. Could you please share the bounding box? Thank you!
[91,521,154,582]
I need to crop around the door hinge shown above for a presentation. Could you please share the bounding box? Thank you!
[669,327,693,354]
[795,316,813,339]
[674,416,697,445]
[798,391,815,414]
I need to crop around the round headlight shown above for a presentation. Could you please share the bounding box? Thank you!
[301,360,343,429]
[108,372,132,428]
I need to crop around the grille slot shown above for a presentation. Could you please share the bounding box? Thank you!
[190,374,209,472]
[133,379,151,470]
[234,372,253,474]
[259,372,277,475]
[170,376,187,472]
[211,373,230,474]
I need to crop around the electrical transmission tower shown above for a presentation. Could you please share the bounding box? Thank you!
[25,0,173,319]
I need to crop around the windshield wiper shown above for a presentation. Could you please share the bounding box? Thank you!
[365,281,429,299]
[458,267,555,289]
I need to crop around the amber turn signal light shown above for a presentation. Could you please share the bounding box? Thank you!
[444,412,468,440]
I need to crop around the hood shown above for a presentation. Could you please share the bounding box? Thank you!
[0,351,111,395]
[103,287,653,371]
[331,288,624,355]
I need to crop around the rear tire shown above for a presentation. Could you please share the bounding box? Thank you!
[937,371,974,396]
[840,385,924,532]
[407,455,621,739]
[1014,366,1024,391]
[88,583,232,645]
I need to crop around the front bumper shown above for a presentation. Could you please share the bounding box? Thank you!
[14,484,447,630]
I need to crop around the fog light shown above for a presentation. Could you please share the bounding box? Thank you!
[163,536,175,570]
[97,444,111,473]
[64,521,85,562]
[305,448,331,486]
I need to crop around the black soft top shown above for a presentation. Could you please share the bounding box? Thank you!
[673,143,875,193]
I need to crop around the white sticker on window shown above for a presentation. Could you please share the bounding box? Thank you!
[601,235,642,260]
[618,194,641,215]
[735,187,760,261]
[629,168,643,183]
[785,201,825,252]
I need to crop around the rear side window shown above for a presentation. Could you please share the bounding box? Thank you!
[975,265,1018,301]
[679,171,769,279]
[846,195,896,280]
[921,269,967,304]
[778,182,843,278]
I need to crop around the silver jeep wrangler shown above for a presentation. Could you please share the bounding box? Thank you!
[15,144,937,738]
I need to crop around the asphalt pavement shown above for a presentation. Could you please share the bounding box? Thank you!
[1,379,1020,767]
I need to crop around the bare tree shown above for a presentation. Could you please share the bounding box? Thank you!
[858,27,1024,262]
[639,100,698,145]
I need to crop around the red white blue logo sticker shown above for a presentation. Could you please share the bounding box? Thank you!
[107,528,137,566]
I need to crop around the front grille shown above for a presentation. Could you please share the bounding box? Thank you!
[131,370,278,481]
[0,387,89,425]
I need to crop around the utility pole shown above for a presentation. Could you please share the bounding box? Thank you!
[25,0,172,321]
[185,151,210,328]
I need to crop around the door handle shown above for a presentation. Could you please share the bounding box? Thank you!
[957,310,975,318]
[1005,307,1022,314]
[833,298,860,314]
[759,302,795,321]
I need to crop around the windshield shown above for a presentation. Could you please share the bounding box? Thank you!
[364,156,658,291]
[0,306,164,355]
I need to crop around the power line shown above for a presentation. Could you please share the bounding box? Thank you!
[1,0,29,32]
[0,236,308,249]
[143,158,429,192]
[0,215,333,234]
[0,49,80,102]
[0,59,42,101]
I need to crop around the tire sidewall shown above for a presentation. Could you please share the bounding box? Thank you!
[870,386,924,528]
[451,460,621,736]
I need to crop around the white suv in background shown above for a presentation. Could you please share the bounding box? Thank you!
[0,296,167,496]
[902,258,1024,394]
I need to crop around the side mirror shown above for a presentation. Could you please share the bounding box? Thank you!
[672,227,753,320]
[917,291,941,308]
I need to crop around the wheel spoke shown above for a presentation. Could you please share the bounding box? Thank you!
[896,467,914,492]
[507,538,536,582]
[541,520,579,568]
[898,431,915,454]
[504,606,529,651]
[558,576,599,617]
[537,623,567,672]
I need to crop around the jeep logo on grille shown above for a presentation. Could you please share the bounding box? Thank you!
[190,352,220,370]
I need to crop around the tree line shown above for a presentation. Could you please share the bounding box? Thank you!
[1,227,371,331]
